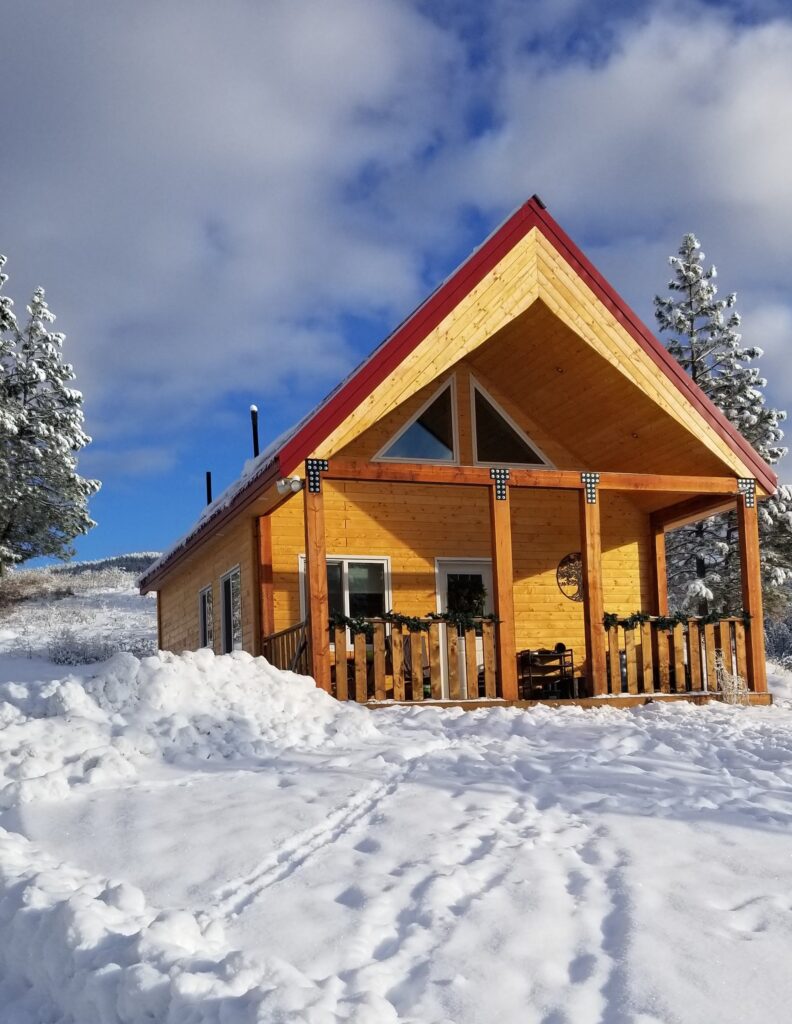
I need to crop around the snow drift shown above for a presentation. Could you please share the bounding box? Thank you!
[0,649,379,808]
[2,650,792,1023]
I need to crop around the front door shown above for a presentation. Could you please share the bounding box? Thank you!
[436,559,494,699]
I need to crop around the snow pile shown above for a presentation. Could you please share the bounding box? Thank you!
[0,649,379,808]
[768,660,792,704]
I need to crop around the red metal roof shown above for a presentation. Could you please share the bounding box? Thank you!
[140,196,776,590]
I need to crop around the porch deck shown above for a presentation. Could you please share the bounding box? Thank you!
[263,613,768,707]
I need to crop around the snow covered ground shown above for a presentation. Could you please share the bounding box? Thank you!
[1,568,792,1023]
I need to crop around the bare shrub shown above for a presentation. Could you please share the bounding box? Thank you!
[715,651,750,706]
[47,627,157,665]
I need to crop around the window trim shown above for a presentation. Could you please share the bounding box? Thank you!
[219,564,243,654]
[373,378,460,466]
[299,554,392,649]
[469,375,555,469]
[198,584,214,650]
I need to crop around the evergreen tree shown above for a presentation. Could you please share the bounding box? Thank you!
[654,234,792,616]
[0,254,100,571]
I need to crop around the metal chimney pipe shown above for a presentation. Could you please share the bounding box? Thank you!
[250,404,260,458]
[205,470,213,505]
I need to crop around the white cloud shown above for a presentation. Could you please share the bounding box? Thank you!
[1,0,464,441]
[3,0,791,484]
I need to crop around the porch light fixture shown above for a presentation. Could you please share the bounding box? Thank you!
[276,476,304,494]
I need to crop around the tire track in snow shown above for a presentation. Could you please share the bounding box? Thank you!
[210,762,414,918]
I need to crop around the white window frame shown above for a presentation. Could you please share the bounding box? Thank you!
[469,375,555,469]
[373,378,460,465]
[198,584,214,650]
[220,565,243,653]
[299,554,392,650]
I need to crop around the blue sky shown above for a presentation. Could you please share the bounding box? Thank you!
[2,0,792,562]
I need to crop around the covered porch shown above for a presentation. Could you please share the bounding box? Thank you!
[260,457,770,708]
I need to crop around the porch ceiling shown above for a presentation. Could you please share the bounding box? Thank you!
[467,299,735,485]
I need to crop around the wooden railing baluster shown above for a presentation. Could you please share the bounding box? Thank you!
[482,620,497,698]
[464,628,479,700]
[410,630,424,701]
[334,625,348,700]
[734,621,748,683]
[625,628,638,694]
[392,627,405,701]
[373,622,386,702]
[353,631,368,702]
[687,620,703,692]
[447,625,461,700]
[672,624,686,693]
[607,625,620,695]
[703,623,716,691]
[640,621,653,693]
[719,619,734,678]
[428,622,442,700]
[657,628,671,693]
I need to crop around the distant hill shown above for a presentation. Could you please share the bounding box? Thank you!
[44,552,162,576]
[0,554,160,665]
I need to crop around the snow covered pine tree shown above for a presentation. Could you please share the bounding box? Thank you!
[0,254,99,572]
[654,234,792,617]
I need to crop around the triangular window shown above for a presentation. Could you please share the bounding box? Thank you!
[377,381,457,463]
[472,380,549,467]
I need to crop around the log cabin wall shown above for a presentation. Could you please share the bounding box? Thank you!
[268,481,652,676]
[157,514,259,654]
[270,353,653,675]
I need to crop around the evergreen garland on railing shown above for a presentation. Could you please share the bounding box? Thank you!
[603,609,751,631]
[329,610,500,637]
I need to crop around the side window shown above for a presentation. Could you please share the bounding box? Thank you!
[220,567,243,653]
[301,557,389,644]
[199,585,214,649]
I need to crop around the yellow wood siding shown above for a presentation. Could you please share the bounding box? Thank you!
[269,483,651,674]
[158,515,258,655]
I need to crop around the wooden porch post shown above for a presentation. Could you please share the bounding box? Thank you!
[489,474,518,700]
[649,516,669,616]
[737,485,767,693]
[304,461,331,692]
[579,480,607,696]
[257,515,275,640]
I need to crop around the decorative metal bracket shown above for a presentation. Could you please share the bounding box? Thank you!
[305,458,329,493]
[581,471,600,504]
[490,467,510,500]
[737,477,756,509]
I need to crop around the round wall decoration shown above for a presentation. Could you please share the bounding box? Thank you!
[557,552,583,602]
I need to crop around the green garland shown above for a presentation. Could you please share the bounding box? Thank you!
[603,609,751,631]
[329,610,499,637]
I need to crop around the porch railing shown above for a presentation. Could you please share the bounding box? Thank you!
[605,616,750,695]
[330,617,498,703]
[263,614,751,702]
[262,619,310,675]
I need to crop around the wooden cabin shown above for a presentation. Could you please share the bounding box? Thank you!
[140,196,775,708]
